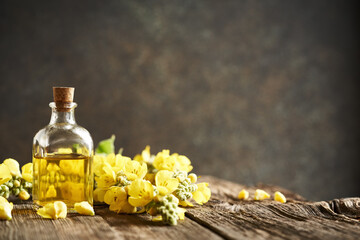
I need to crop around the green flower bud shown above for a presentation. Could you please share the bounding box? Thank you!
[13,180,21,188]
[12,188,20,196]
[5,181,13,188]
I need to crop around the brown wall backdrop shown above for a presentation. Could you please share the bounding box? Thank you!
[0,0,359,200]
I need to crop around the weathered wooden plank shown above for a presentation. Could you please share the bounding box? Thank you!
[1,176,359,240]
[0,204,121,240]
[186,199,360,240]
[186,176,360,240]
[96,206,224,240]
[200,175,306,202]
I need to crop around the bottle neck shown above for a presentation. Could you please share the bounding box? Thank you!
[49,102,77,125]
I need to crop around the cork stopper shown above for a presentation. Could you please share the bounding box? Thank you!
[52,87,75,111]
[53,87,74,103]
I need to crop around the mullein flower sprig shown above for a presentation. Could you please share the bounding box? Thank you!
[94,135,211,225]
[0,159,33,220]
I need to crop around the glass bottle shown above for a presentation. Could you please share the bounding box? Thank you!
[32,87,93,209]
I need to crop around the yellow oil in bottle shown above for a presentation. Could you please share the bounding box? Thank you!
[33,153,93,209]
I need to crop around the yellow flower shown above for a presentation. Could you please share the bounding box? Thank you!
[155,170,179,196]
[37,201,67,219]
[94,154,129,178]
[104,153,116,167]
[124,159,147,181]
[193,183,211,205]
[133,145,151,164]
[74,201,95,216]
[93,154,117,176]
[95,164,116,188]
[153,150,193,172]
[112,154,130,173]
[104,186,136,214]
[19,190,31,200]
[0,163,12,185]
[3,158,21,177]
[93,155,106,176]
[128,179,154,207]
[172,154,193,173]
[254,189,270,200]
[0,196,13,220]
[46,185,57,198]
[93,188,108,202]
[153,150,177,171]
[21,163,33,182]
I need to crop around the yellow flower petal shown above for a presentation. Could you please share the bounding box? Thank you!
[113,154,129,173]
[153,150,193,172]
[54,201,67,219]
[153,150,177,171]
[152,215,163,222]
[104,186,127,206]
[193,182,211,205]
[3,158,21,177]
[127,179,154,207]
[174,155,193,173]
[93,188,108,202]
[134,146,151,164]
[238,189,249,200]
[155,170,179,196]
[179,200,194,207]
[124,160,147,181]
[21,163,33,182]
[37,207,52,219]
[74,201,95,216]
[0,164,12,185]
[274,191,286,203]
[254,189,270,200]
[114,201,136,214]
[105,153,116,167]
[37,201,67,219]
[103,186,137,214]
[93,155,106,176]
[177,207,186,220]
[0,196,13,220]
[95,171,116,188]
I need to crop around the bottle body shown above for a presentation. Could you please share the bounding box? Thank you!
[32,102,93,209]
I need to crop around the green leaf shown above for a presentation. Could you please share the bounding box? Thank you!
[95,135,116,154]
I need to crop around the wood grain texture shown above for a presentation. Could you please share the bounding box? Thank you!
[1,176,359,240]
[0,204,120,240]
[96,206,223,240]
[187,176,360,240]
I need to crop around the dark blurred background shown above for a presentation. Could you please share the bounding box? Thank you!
[0,0,359,201]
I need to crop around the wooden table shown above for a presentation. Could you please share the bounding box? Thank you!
[1,176,360,240]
